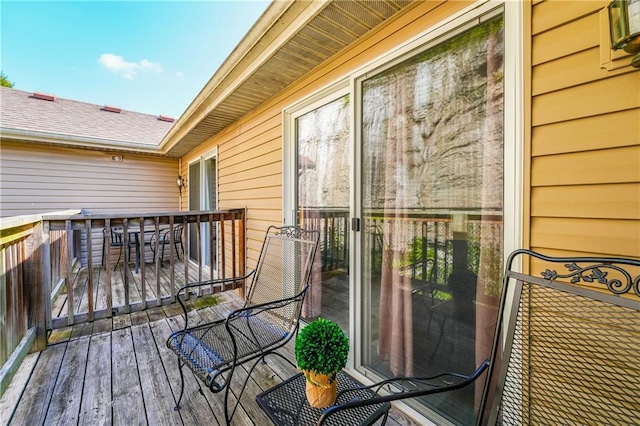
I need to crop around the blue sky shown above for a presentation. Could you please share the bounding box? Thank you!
[1,1,270,119]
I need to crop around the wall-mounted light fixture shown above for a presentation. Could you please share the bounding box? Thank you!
[176,176,186,189]
[608,0,640,68]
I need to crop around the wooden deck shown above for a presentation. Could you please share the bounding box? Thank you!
[1,290,420,426]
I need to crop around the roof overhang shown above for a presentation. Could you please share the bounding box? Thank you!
[159,0,415,158]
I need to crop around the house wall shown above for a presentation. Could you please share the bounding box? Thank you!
[181,0,473,265]
[181,0,639,264]
[528,0,640,258]
[1,141,180,217]
[1,141,180,266]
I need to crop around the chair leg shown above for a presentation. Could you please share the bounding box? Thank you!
[114,247,123,271]
[174,359,185,411]
[223,361,243,425]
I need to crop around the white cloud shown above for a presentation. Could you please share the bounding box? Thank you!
[98,53,163,79]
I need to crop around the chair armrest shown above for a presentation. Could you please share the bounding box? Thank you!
[226,284,308,323]
[318,359,489,425]
[175,271,255,328]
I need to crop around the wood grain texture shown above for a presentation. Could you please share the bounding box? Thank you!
[78,331,112,425]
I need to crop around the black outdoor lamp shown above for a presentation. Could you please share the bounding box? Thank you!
[176,175,186,190]
[608,0,640,68]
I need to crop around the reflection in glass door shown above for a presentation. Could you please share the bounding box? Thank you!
[295,94,351,334]
[359,14,505,424]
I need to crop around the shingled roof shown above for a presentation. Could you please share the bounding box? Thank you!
[0,86,174,152]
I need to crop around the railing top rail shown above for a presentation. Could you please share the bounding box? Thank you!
[1,210,82,231]
[42,208,246,221]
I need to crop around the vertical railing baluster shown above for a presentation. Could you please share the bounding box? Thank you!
[86,219,94,321]
[64,219,74,325]
[104,219,113,317]
[208,213,215,283]
[169,215,176,303]
[220,216,226,280]
[139,216,146,310]
[154,216,161,305]
[122,218,130,314]
[181,216,189,292]
[42,220,52,332]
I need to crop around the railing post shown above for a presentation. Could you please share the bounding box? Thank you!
[238,209,246,298]
[42,220,52,332]
[24,222,47,351]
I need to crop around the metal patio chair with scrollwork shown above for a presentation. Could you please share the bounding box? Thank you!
[167,225,320,424]
[256,249,639,425]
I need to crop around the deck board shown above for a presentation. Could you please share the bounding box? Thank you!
[3,292,421,426]
[79,331,111,425]
[111,327,146,426]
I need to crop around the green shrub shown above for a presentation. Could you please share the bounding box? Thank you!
[295,318,349,376]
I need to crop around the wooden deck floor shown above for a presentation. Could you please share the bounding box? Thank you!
[52,257,213,323]
[1,291,420,426]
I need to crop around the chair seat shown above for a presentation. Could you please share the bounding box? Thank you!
[168,313,292,391]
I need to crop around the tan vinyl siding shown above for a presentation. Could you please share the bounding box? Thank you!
[1,141,180,217]
[529,0,640,258]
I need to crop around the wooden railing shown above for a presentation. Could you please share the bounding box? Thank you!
[0,210,80,396]
[0,208,246,397]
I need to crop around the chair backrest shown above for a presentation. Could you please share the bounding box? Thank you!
[103,227,124,246]
[245,226,320,332]
[478,249,640,425]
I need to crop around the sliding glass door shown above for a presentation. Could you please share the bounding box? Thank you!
[359,12,504,425]
[284,4,516,423]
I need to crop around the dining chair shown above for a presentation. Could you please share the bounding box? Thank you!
[101,227,136,270]
[149,224,184,264]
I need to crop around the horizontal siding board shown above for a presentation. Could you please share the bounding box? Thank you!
[222,186,283,202]
[222,174,282,193]
[532,110,640,156]
[219,197,281,211]
[532,73,640,126]
[532,13,599,65]
[531,217,640,257]
[219,138,281,170]
[219,151,282,181]
[532,48,632,96]
[531,183,640,220]
[531,146,640,186]
[531,0,604,35]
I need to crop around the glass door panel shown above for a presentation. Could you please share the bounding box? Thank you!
[188,161,200,263]
[188,154,217,269]
[296,94,351,334]
[360,15,504,424]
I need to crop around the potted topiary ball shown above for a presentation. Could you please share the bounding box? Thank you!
[295,318,349,408]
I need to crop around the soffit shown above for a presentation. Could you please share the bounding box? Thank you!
[161,0,416,158]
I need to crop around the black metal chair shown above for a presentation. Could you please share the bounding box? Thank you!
[167,225,320,424]
[149,224,184,264]
[101,227,136,270]
[478,249,640,425]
